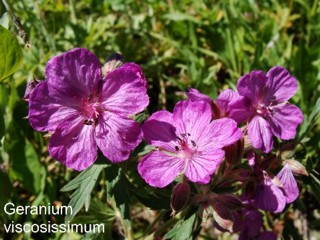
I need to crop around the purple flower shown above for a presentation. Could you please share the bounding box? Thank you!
[276,164,299,203]
[138,100,242,188]
[237,209,263,239]
[187,88,240,119]
[252,171,286,213]
[28,48,149,171]
[230,66,303,153]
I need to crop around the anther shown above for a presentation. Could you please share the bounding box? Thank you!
[84,119,93,125]
[191,140,196,147]
[175,146,180,151]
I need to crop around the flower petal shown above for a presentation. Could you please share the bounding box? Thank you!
[45,48,102,97]
[237,70,268,103]
[186,88,212,105]
[100,63,149,116]
[216,89,239,114]
[48,116,97,171]
[95,112,142,163]
[266,66,298,102]
[173,100,212,139]
[138,151,184,188]
[228,97,254,123]
[185,148,225,184]
[142,110,177,151]
[197,118,242,151]
[248,116,273,153]
[28,81,80,132]
[253,174,286,213]
[276,164,299,203]
[269,104,303,140]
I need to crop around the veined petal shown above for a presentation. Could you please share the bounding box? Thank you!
[253,175,286,213]
[142,110,177,151]
[228,97,254,123]
[269,104,303,140]
[138,151,184,188]
[237,70,268,103]
[248,116,273,153]
[28,81,80,132]
[173,100,212,139]
[186,88,212,105]
[216,89,239,114]
[100,63,149,116]
[185,148,225,184]
[45,48,102,97]
[95,112,142,163]
[197,118,242,151]
[276,164,299,203]
[48,116,97,171]
[266,66,298,102]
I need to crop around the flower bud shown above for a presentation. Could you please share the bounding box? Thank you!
[170,182,190,214]
[24,76,40,101]
[212,100,223,119]
[103,53,123,76]
[224,138,244,165]
[284,159,308,176]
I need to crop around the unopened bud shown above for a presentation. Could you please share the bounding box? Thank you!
[224,138,244,165]
[280,142,296,159]
[212,100,223,119]
[171,182,190,214]
[103,53,123,76]
[24,76,41,101]
[284,159,308,176]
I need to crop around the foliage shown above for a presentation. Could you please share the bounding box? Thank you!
[0,0,320,239]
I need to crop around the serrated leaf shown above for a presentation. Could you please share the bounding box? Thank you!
[61,162,107,222]
[0,25,23,81]
[105,164,132,227]
[164,210,197,240]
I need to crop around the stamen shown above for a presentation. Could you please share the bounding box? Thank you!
[175,146,180,151]
[191,140,196,147]
[84,119,93,125]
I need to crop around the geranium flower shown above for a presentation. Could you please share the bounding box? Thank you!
[138,100,242,188]
[28,48,149,170]
[230,66,303,153]
[187,88,240,119]
[251,171,286,213]
[276,164,299,203]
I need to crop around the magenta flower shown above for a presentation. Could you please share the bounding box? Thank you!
[138,100,242,188]
[28,48,149,171]
[187,88,240,119]
[251,171,286,213]
[276,164,299,203]
[230,66,303,153]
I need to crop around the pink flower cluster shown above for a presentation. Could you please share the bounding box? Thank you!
[27,48,306,238]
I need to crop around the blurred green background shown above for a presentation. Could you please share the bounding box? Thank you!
[0,0,320,239]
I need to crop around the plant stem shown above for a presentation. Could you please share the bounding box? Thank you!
[145,211,183,240]
[1,0,30,47]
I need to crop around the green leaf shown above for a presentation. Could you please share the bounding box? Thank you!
[135,187,171,210]
[0,25,23,81]
[73,199,115,224]
[8,125,42,194]
[61,161,107,222]
[163,13,200,23]
[164,209,197,240]
[105,164,132,227]
[0,171,12,212]
[0,12,9,29]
